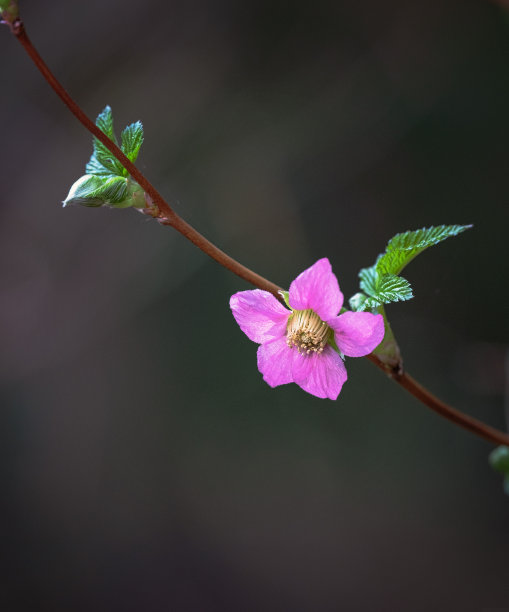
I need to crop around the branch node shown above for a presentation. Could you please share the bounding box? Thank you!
[11,16,22,35]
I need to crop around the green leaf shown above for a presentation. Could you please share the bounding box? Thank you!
[376,224,472,275]
[348,292,369,312]
[358,266,379,298]
[95,105,117,142]
[358,266,413,308]
[489,446,509,474]
[372,273,413,303]
[62,175,106,207]
[85,154,115,178]
[87,142,125,176]
[86,106,125,178]
[63,175,126,207]
[121,121,144,163]
[63,174,145,209]
[85,106,143,178]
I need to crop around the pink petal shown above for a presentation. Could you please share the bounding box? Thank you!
[329,311,385,357]
[291,350,315,383]
[296,346,348,400]
[257,337,295,388]
[288,258,343,321]
[230,290,290,344]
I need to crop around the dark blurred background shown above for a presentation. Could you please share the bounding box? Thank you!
[1,1,509,610]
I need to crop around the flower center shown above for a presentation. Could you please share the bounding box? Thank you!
[286,309,331,355]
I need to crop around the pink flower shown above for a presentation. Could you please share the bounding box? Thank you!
[230,258,385,400]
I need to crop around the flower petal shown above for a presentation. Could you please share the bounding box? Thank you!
[329,311,385,357]
[257,337,295,388]
[230,290,290,344]
[291,350,315,383]
[288,258,343,321]
[296,346,347,400]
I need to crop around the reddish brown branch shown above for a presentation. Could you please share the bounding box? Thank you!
[11,20,281,298]
[367,354,509,446]
[6,17,509,447]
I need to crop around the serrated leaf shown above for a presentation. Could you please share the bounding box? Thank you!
[375,274,413,303]
[89,141,125,178]
[86,106,127,178]
[85,154,116,178]
[376,224,472,275]
[359,266,379,298]
[95,105,117,142]
[359,266,413,307]
[121,121,144,163]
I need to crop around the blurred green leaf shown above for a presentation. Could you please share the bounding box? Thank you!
[348,292,368,312]
[0,0,18,22]
[489,446,509,473]
[489,446,509,496]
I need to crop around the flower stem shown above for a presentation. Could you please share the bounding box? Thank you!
[6,17,509,447]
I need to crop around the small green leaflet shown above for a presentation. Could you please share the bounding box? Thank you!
[65,106,145,209]
[376,224,472,276]
[349,224,471,312]
[121,121,144,163]
[355,266,412,309]
[86,106,124,177]
[86,106,144,179]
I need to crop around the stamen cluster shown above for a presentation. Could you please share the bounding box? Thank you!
[286,309,330,355]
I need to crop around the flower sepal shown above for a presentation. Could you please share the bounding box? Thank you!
[278,290,291,310]
[371,305,402,374]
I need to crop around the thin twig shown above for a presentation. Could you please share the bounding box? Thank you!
[367,354,509,445]
[5,16,509,447]
[10,20,281,298]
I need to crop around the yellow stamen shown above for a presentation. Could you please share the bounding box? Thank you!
[286,309,331,355]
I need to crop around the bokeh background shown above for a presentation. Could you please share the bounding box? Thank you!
[1,0,509,610]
